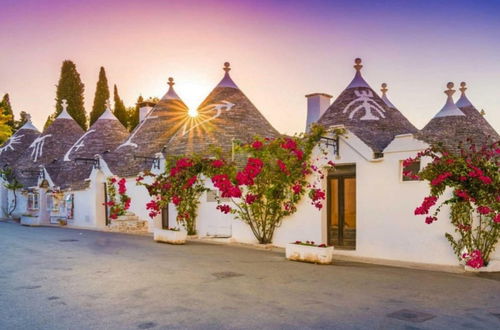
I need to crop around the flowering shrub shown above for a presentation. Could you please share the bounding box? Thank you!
[405,141,500,268]
[209,124,336,244]
[104,177,131,220]
[138,155,213,235]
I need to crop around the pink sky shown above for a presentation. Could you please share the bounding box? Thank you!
[1,0,499,134]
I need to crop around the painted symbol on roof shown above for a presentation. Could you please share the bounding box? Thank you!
[117,111,158,149]
[343,90,386,120]
[29,134,52,162]
[0,134,24,155]
[63,129,96,161]
[179,101,235,137]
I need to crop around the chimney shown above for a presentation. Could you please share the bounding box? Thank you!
[305,93,332,132]
[138,101,157,122]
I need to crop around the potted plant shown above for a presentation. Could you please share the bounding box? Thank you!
[153,227,187,245]
[286,240,334,264]
[57,219,67,226]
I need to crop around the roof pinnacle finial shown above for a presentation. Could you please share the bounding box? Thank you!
[381,83,388,96]
[61,99,68,112]
[223,62,231,73]
[168,77,175,87]
[459,81,467,94]
[354,58,363,72]
[445,82,455,97]
[105,99,111,110]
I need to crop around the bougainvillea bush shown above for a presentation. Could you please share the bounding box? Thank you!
[138,155,215,235]
[104,177,131,220]
[209,124,334,244]
[405,141,500,268]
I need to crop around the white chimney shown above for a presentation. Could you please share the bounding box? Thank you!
[138,101,157,122]
[305,93,332,132]
[139,106,153,122]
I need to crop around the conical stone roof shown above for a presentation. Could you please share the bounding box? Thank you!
[165,62,280,157]
[0,118,40,169]
[455,82,498,140]
[105,78,188,177]
[14,100,85,188]
[52,102,130,189]
[318,58,417,153]
[417,82,495,152]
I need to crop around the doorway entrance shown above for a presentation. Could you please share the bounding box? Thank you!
[327,165,356,249]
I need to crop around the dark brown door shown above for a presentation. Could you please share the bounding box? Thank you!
[328,169,356,249]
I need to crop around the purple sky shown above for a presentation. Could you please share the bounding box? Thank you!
[1,0,499,133]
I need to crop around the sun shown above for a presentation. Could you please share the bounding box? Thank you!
[188,108,198,117]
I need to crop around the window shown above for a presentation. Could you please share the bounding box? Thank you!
[401,160,421,182]
[27,192,40,210]
[47,194,62,212]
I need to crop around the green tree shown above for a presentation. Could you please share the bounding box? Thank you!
[43,114,54,132]
[0,109,13,144]
[13,111,30,130]
[128,95,143,131]
[89,66,110,126]
[113,84,128,128]
[1,93,15,129]
[54,60,87,130]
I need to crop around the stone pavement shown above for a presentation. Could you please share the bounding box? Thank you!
[0,221,499,330]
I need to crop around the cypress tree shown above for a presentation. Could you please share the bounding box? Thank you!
[113,84,128,128]
[43,114,55,132]
[54,60,87,130]
[89,67,110,126]
[1,94,15,129]
[128,95,143,131]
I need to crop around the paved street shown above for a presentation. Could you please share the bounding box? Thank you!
[0,221,499,330]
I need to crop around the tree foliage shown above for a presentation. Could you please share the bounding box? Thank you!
[0,108,13,144]
[54,60,87,130]
[128,95,143,131]
[113,84,128,128]
[0,167,23,217]
[0,93,14,129]
[13,111,30,130]
[89,66,110,126]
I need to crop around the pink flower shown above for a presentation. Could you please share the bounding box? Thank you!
[245,194,258,204]
[172,196,182,206]
[425,216,437,224]
[430,172,452,186]
[414,196,438,215]
[211,159,224,168]
[170,167,181,177]
[292,184,302,194]
[494,214,500,223]
[402,158,414,168]
[282,138,297,150]
[327,161,335,167]
[183,175,197,189]
[176,158,193,168]
[293,149,304,160]
[136,176,144,182]
[216,204,232,214]
[465,250,484,269]
[251,140,263,149]
[310,189,326,201]
[277,159,289,174]
[478,176,492,184]
[236,171,254,186]
[477,206,492,215]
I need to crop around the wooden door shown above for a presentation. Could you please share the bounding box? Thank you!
[328,169,356,249]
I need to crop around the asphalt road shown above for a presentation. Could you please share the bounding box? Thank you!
[0,221,499,330]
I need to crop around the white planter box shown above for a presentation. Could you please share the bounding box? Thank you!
[154,229,187,245]
[21,215,41,226]
[464,259,500,273]
[286,243,334,264]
